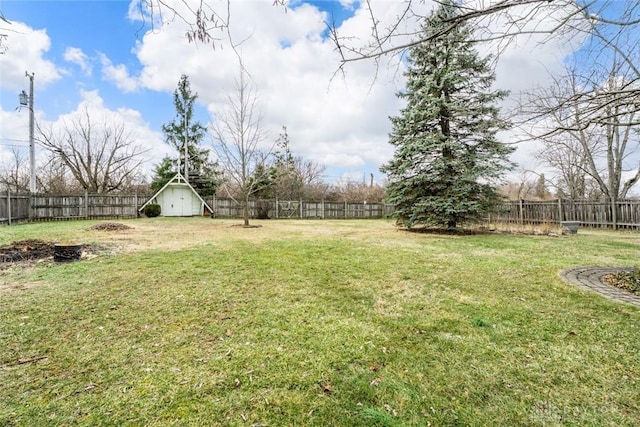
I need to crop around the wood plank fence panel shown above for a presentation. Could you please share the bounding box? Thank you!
[0,193,31,225]
[493,199,640,229]
[3,192,639,228]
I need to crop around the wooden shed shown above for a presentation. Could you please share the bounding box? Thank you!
[139,173,213,217]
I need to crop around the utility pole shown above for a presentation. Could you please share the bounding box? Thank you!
[28,72,35,193]
[19,72,36,193]
[184,109,189,183]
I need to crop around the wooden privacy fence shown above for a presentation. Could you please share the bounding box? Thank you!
[0,192,394,224]
[2,192,639,228]
[1,192,145,225]
[208,198,395,219]
[493,199,640,229]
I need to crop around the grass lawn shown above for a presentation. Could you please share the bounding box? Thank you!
[1,218,639,426]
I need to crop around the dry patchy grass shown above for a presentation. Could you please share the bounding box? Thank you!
[1,218,639,426]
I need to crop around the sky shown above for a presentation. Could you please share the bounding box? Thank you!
[0,0,583,188]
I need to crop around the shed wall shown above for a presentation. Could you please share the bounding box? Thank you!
[156,185,201,216]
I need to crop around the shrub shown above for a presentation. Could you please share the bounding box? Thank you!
[144,203,161,218]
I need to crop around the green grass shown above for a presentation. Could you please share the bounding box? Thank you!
[1,219,639,426]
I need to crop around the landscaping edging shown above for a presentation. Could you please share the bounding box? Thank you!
[560,267,640,307]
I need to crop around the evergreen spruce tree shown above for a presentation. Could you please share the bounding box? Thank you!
[381,0,514,230]
[150,156,175,192]
[155,74,221,197]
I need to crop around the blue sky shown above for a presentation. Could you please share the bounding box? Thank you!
[3,0,632,193]
[2,1,224,132]
[1,0,357,128]
[3,0,406,185]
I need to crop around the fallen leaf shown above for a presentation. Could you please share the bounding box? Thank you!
[319,381,334,394]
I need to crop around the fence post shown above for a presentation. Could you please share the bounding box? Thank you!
[322,200,325,219]
[519,199,524,225]
[84,191,89,219]
[344,201,348,219]
[6,190,11,225]
[28,192,33,221]
[557,198,563,222]
[300,199,303,219]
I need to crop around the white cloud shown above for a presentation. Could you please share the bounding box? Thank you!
[0,108,32,172]
[64,47,92,75]
[0,21,61,90]
[30,0,582,185]
[98,53,139,92]
[0,21,60,172]
[125,0,417,180]
[341,0,358,9]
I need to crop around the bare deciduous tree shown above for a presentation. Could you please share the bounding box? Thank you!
[0,11,11,54]
[37,108,147,193]
[328,1,640,65]
[326,178,386,203]
[535,133,592,200]
[210,63,271,226]
[142,1,638,70]
[135,0,285,46]
[35,153,83,194]
[0,148,29,192]
[523,62,640,227]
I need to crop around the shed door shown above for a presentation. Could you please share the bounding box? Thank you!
[164,186,193,216]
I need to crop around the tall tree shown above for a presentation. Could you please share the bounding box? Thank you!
[533,173,551,200]
[211,63,270,226]
[150,156,175,192]
[271,126,325,200]
[37,108,146,193]
[523,61,640,227]
[36,153,80,195]
[381,0,513,230]
[160,74,221,196]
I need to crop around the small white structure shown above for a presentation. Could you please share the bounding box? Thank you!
[139,173,213,217]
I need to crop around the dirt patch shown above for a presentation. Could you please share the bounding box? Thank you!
[0,239,55,263]
[0,240,107,266]
[88,222,133,231]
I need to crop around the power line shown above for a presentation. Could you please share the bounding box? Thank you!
[0,143,28,149]
[0,138,29,144]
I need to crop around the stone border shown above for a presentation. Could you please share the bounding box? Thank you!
[560,267,640,307]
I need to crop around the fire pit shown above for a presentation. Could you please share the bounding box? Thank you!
[53,243,83,262]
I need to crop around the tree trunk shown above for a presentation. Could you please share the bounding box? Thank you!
[243,194,250,226]
[610,194,618,230]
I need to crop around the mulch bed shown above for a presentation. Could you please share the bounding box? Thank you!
[87,222,133,231]
[603,270,640,295]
